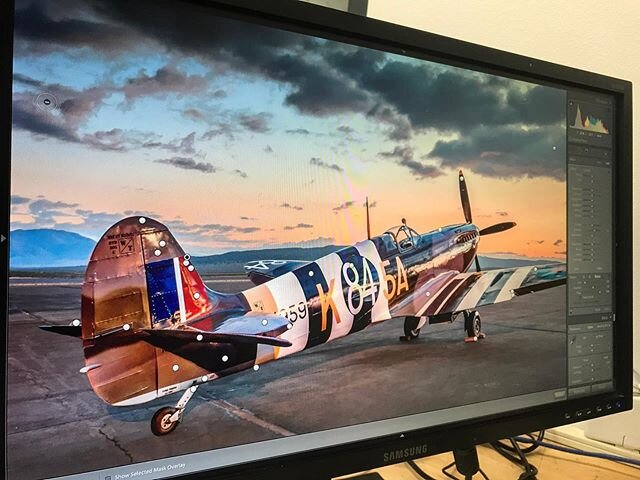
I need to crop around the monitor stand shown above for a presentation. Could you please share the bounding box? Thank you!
[444,446,488,479]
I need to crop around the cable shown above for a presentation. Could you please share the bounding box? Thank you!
[490,435,539,480]
[407,459,438,480]
[512,435,640,468]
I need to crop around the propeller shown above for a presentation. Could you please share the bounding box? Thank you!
[479,221,517,236]
[458,169,517,272]
[458,170,472,224]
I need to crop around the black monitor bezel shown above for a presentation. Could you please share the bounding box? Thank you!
[0,1,633,479]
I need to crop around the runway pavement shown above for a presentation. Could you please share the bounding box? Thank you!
[6,277,567,480]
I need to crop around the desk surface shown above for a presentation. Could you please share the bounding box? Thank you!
[340,444,640,479]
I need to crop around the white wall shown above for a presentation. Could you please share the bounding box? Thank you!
[369,0,639,382]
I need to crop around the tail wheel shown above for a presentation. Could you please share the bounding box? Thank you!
[465,311,482,338]
[400,317,421,342]
[151,407,179,436]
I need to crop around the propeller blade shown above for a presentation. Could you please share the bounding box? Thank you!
[458,170,472,223]
[475,256,481,272]
[479,221,517,236]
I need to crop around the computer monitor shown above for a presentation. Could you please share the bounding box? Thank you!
[1,1,633,479]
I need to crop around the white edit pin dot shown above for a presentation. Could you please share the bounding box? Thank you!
[139,217,146,224]
[172,364,180,372]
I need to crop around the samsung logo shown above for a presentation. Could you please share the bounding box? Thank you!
[383,444,428,462]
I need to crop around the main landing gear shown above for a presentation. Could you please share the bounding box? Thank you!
[463,310,486,343]
[399,316,422,342]
[151,384,198,436]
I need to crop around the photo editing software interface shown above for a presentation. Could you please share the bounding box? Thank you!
[6,1,616,480]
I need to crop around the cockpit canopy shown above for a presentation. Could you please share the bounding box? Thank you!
[383,223,420,253]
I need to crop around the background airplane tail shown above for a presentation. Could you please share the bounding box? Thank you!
[80,216,214,405]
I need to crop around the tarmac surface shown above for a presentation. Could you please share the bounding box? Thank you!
[6,276,567,480]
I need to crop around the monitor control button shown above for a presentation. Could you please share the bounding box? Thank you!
[0,234,6,243]
[605,403,612,410]
[596,406,603,413]
[564,413,571,419]
[576,410,584,418]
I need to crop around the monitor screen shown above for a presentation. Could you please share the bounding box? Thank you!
[6,1,618,479]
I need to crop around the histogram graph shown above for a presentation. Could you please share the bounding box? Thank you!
[568,98,613,148]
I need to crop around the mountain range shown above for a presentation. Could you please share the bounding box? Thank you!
[9,228,560,272]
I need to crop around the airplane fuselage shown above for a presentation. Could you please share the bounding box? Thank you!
[125,222,481,406]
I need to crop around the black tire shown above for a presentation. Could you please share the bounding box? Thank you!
[151,407,179,436]
[403,316,421,340]
[465,311,481,338]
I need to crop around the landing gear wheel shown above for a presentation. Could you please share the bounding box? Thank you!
[400,317,421,342]
[464,311,485,342]
[151,407,179,436]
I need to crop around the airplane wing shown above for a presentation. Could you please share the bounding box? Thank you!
[391,263,566,318]
[142,312,293,347]
[244,259,308,285]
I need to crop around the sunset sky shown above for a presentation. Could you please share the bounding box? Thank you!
[10,0,566,259]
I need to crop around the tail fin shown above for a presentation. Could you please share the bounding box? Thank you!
[81,216,214,405]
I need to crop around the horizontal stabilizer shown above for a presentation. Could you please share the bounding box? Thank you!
[39,325,82,338]
[141,328,292,347]
[244,259,308,285]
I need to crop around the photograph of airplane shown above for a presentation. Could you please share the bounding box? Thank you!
[7,1,569,477]
[40,170,566,436]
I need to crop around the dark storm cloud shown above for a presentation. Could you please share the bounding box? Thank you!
[82,128,155,151]
[13,0,566,182]
[123,66,207,101]
[239,113,271,133]
[155,156,216,173]
[232,169,248,178]
[143,132,197,155]
[183,108,206,121]
[329,49,565,133]
[201,123,234,140]
[379,145,414,162]
[508,85,566,126]
[11,195,31,205]
[12,72,206,153]
[286,128,311,135]
[379,146,443,179]
[240,216,257,221]
[169,219,261,236]
[13,1,142,56]
[427,125,566,180]
[337,125,355,134]
[496,211,509,217]
[310,157,344,173]
[284,223,314,230]
[12,99,79,143]
[264,145,274,154]
[333,201,355,212]
[280,203,303,211]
